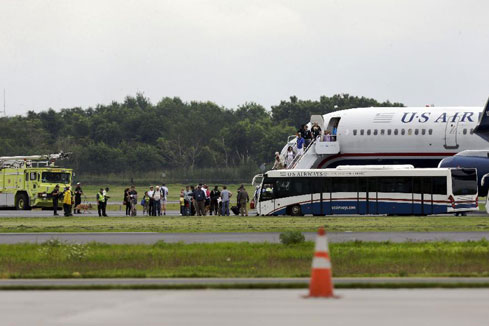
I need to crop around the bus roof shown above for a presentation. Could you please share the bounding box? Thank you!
[265,167,474,178]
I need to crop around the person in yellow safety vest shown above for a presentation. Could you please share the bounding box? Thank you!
[63,186,74,217]
[96,188,105,217]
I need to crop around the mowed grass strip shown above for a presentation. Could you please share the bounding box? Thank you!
[0,240,488,279]
[0,216,489,233]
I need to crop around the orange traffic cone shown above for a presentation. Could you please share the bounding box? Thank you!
[306,226,336,298]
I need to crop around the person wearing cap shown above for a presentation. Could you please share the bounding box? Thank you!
[74,182,83,214]
[272,152,284,169]
[194,184,206,216]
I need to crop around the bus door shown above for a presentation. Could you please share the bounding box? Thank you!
[413,177,433,215]
[322,178,332,215]
[357,178,368,214]
[311,179,324,215]
[259,181,276,215]
[367,178,378,214]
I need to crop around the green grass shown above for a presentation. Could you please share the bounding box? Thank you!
[0,240,488,279]
[0,216,488,233]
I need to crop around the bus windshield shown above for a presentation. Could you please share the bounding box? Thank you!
[451,169,477,196]
[41,172,71,184]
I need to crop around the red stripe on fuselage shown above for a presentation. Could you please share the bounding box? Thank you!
[317,152,457,168]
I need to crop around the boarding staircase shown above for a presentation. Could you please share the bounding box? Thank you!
[287,138,341,169]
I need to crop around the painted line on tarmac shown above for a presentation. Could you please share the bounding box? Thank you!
[1,277,489,288]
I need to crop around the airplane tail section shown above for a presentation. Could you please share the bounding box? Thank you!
[474,97,489,140]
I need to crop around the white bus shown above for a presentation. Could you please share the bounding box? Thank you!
[252,166,478,216]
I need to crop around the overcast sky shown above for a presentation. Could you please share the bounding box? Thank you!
[1,0,488,115]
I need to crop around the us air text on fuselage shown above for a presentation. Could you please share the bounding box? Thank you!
[400,112,479,124]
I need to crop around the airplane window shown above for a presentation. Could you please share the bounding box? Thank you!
[428,129,433,135]
[387,129,392,135]
[463,129,467,135]
[353,129,357,136]
[394,129,398,135]
[422,129,426,135]
[414,129,419,135]
[360,129,364,135]
[367,129,371,136]
[373,129,378,135]
[408,129,412,135]
[470,129,474,134]
[401,129,405,135]
[380,129,385,135]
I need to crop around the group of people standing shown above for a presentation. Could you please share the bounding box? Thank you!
[138,184,168,216]
[50,182,84,216]
[180,184,249,216]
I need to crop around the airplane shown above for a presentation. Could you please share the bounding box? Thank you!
[282,97,489,193]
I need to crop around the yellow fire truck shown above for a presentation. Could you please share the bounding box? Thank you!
[0,153,72,210]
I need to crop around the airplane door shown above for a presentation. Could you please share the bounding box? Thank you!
[445,116,460,149]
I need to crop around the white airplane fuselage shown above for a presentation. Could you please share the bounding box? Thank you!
[313,106,487,168]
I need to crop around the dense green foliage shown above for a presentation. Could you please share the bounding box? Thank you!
[0,93,402,178]
[0,240,488,278]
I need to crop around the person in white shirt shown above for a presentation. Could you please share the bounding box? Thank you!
[154,186,162,216]
[148,186,155,216]
[160,184,169,216]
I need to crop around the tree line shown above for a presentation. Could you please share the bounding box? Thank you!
[0,94,403,176]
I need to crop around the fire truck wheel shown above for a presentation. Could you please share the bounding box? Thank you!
[15,193,30,210]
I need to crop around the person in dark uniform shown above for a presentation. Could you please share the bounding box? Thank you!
[74,182,83,214]
[209,186,220,216]
[51,184,60,216]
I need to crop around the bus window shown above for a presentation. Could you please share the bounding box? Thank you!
[260,181,275,201]
[368,177,377,192]
[451,169,477,196]
[332,177,357,192]
[324,178,331,193]
[432,177,447,195]
[413,177,431,194]
[292,178,311,196]
[358,177,367,192]
[378,177,412,193]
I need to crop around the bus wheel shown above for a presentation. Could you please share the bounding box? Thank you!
[15,193,30,210]
[289,205,302,216]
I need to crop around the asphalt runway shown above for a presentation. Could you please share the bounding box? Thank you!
[0,231,488,244]
[1,289,488,326]
[1,277,489,288]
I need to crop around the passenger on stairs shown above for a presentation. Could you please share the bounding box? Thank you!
[284,146,295,168]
